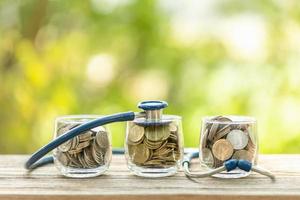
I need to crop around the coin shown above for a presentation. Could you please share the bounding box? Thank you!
[217,117,232,122]
[161,125,170,140]
[208,123,219,141]
[169,123,178,132]
[144,137,163,149]
[226,129,249,150]
[213,125,231,141]
[78,131,93,142]
[66,153,82,167]
[201,128,209,148]
[213,157,224,168]
[57,126,73,152]
[92,141,105,164]
[145,126,164,142]
[128,124,145,144]
[232,150,253,162]
[83,147,98,167]
[57,152,69,166]
[201,148,214,168]
[55,123,111,169]
[95,131,109,148]
[212,139,233,161]
[132,143,150,164]
[128,123,182,168]
[76,140,90,149]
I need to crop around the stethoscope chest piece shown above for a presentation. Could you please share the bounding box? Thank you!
[125,101,184,177]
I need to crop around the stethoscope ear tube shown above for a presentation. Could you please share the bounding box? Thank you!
[25,111,135,170]
[182,152,275,180]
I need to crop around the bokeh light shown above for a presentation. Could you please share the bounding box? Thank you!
[0,0,300,154]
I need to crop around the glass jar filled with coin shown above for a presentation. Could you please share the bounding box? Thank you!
[125,115,184,177]
[53,115,112,178]
[200,116,258,178]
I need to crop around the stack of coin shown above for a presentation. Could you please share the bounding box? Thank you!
[55,124,111,169]
[200,116,257,168]
[127,122,182,168]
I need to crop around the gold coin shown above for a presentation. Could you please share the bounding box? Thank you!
[127,144,137,157]
[145,126,164,142]
[169,123,178,132]
[212,139,233,161]
[232,150,253,162]
[128,125,145,144]
[161,125,171,141]
[132,143,150,164]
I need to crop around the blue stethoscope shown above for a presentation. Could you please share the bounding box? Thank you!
[25,100,275,179]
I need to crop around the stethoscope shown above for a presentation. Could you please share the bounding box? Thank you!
[25,100,275,180]
[182,151,275,179]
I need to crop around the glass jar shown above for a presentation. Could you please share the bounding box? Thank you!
[125,115,184,177]
[199,115,258,178]
[53,115,112,178]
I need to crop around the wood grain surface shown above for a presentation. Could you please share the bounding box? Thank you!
[0,155,299,200]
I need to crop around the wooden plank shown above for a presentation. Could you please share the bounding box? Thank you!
[0,155,299,200]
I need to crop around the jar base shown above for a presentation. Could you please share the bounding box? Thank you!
[212,169,251,178]
[56,164,109,178]
[127,163,178,178]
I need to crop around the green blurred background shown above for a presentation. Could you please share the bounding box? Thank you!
[1,0,300,154]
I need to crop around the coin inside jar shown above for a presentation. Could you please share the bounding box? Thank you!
[145,126,164,141]
[55,125,110,169]
[212,139,233,161]
[232,149,253,162]
[226,129,249,150]
[127,122,182,168]
[128,124,144,144]
[132,143,150,164]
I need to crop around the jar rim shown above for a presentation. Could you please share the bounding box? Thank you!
[55,115,104,123]
[202,115,256,124]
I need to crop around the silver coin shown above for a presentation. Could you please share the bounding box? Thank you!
[213,125,231,141]
[208,123,218,141]
[226,129,249,150]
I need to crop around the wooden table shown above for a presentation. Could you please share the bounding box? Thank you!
[0,155,299,200]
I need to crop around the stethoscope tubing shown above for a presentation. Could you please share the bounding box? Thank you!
[25,112,135,170]
[28,147,275,180]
